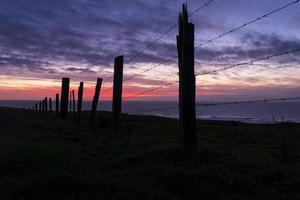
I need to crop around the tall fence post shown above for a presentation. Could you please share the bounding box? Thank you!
[56,93,59,115]
[177,4,197,149]
[89,78,103,126]
[112,55,124,132]
[45,97,48,113]
[35,102,38,112]
[77,82,84,124]
[60,78,70,119]
[49,98,53,114]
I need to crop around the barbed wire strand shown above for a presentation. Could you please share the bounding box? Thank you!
[123,48,300,100]
[134,97,300,114]
[126,0,217,64]
[196,48,300,76]
[123,81,178,100]
[195,0,300,48]
[102,0,300,96]
[121,0,299,84]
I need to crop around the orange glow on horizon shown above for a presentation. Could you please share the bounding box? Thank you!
[1,71,300,101]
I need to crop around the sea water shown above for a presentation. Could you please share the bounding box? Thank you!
[1,100,299,124]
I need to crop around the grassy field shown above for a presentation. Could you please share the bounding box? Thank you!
[0,107,299,200]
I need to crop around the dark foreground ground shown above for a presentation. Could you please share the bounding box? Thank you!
[0,107,299,200]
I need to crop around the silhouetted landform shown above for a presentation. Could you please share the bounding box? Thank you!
[0,106,299,199]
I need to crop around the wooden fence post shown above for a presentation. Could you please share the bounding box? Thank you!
[42,100,45,112]
[35,102,38,112]
[60,78,70,119]
[89,78,103,126]
[49,98,53,114]
[77,82,84,124]
[72,90,76,121]
[69,92,72,112]
[56,93,59,115]
[45,97,48,113]
[112,55,124,132]
[39,101,42,112]
[176,4,197,149]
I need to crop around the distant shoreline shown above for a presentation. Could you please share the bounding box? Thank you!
[1,106,299,126]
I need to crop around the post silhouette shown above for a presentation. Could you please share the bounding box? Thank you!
[49,98,52,114]
[60,78,70,119]
[89,78,102,126]
[176,4,197,149]
[56,93,59,115]
[39,101,41,112]
[112,55,124,132]
[77,82,84,124]
[35,102,38,112]
[69,91,72,112]
[42,100,45,112]
[44,97,48,113]
[72,90,76,121]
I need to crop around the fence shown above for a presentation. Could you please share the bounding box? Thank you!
[26,0,300,149]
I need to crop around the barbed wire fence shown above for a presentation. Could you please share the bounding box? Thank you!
[29,0,300,124]
[115,0,300,118]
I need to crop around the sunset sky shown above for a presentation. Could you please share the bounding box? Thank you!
[0,0,299,101]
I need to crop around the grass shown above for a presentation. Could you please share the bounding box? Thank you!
[0,107,299,200]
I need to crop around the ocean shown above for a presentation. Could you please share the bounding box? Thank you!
[0,100,300,124]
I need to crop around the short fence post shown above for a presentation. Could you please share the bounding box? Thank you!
[72,90,76,121]
[56,93,59,115]
[35,102,38,112]
[89,78,103,126]
[69,92,72,112]
[39,101,42,112]
[45,97,48,113]
[42,100,45,112]
[112,55,124,132]
[177,4,197,149]
[49,98,53,114]
[60,78,70,119]
[77,82,84,124]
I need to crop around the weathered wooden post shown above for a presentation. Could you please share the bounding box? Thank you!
[112,55,124,132]
[49,98,53,114]
[176,4,197,149]
[89,78,103,126]
[39,101,42,112]
[56,93,59,115]
[77,82,84,124]
[69,91,72,112]
[60,78,70,119]
[35,102,38,112]
[42,100,45,112]
[72,90,76,121]
[44,97,48,113]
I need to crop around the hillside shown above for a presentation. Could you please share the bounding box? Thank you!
[0,107,299,200]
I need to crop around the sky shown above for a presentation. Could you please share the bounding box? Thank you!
[0,0,299,101]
